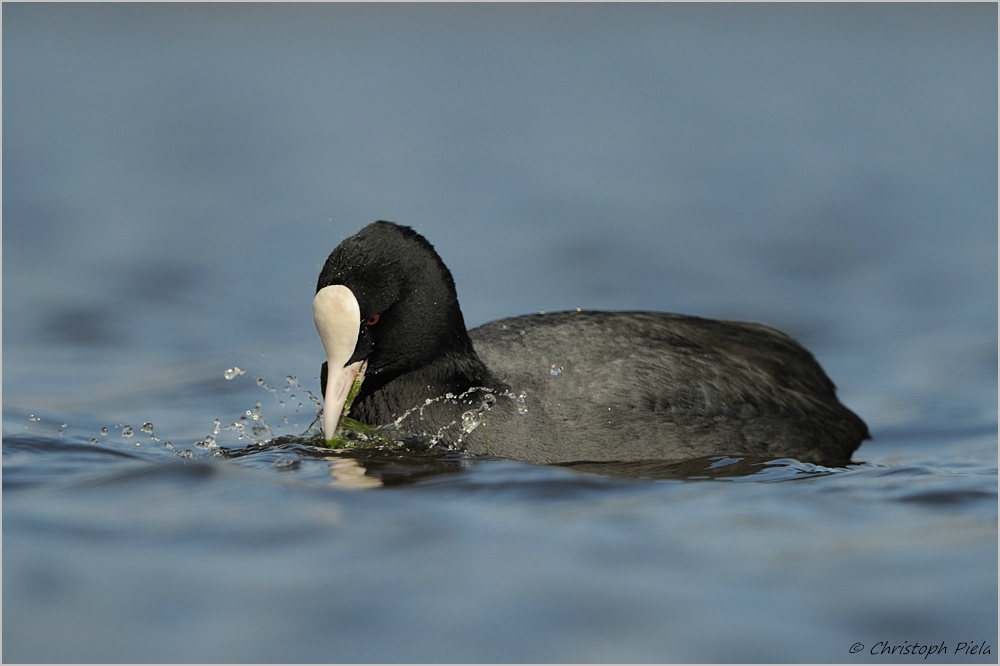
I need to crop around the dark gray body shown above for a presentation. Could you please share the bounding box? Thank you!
[452,311,868,464]
[322,222,868,466]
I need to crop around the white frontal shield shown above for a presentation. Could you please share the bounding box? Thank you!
[313,285,366,441]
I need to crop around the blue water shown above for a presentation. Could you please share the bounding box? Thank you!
[3,4,997,662]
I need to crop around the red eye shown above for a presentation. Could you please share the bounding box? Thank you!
[366,313,380,326]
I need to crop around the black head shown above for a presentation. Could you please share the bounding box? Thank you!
[316,221,481,394]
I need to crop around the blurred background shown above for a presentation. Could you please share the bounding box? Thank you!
[3,5,997,662]
[4,3,995,441]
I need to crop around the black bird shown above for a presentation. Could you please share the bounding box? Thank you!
[314,221,869,464]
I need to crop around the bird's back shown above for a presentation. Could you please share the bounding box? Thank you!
[467,311,868,464]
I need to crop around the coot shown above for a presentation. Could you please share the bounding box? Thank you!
[314,221,868,464]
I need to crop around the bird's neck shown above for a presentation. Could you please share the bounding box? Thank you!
[351,348,499,427]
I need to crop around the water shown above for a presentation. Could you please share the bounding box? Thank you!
[3,4,997,662]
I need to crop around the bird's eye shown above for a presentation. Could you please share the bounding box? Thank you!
[366,313,380,326]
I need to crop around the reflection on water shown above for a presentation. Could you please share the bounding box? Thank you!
[225,435,852,488]
[221,434,474,488]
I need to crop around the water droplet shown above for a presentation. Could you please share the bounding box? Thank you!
[515,391,529,415]
[28,415,40,422]
[61,423,68,428]
[122,425,134,438]
[166,443,193,459]
[576,307,581,312]
[445,392,455,400]
[194,434,218,450]
[100,427,109,435]
[278,401,285,407]
[224,367,245,380]
[255,378,279,397]
[89,438,99,444]
[461,410,480,432]
[141,422,154,434]
[550,364,563,376]
[273,457,300,471]
[482,393,497,407]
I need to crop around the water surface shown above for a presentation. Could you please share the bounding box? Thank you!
[3,4,997,662]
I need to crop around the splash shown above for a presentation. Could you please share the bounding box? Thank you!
[164,442,194,459]
[194,419,222,452]
[255,377,279,398]
[364,386,527,451]
[141,422,160,441]
[79,366,522,460]
[221,401,274,443]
